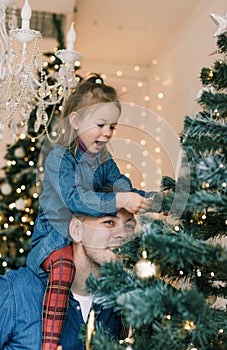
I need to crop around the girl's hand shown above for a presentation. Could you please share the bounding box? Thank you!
[116,192,153,214]
[57,346,63,350]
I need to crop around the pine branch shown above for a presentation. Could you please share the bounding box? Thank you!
[200,61,227,90]
[86,261,144,310]
[117,283,205,327]
[183,114,227,152]
[198,91,227,119]
[217,34,227,53]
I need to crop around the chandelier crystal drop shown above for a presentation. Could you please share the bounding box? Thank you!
[0,0,82,143]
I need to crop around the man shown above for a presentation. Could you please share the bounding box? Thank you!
[0,208,136,349]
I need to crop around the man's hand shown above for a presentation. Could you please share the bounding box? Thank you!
[116,192,153,214]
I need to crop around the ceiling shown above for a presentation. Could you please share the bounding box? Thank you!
[15,0,76,15]
[74,0,200,66]
[14,0,202,66]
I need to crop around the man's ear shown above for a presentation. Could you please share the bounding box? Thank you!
[69,217,82,243]
[69,112,79,130]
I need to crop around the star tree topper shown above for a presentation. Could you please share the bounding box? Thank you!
[210,12,227,37]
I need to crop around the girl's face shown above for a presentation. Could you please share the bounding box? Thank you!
[72,103,120,153]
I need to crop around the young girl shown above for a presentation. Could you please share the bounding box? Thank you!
[26,73,155,349]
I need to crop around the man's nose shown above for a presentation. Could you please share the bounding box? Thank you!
[112,226,128,241]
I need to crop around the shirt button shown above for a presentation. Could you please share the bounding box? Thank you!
[77,306,81,310]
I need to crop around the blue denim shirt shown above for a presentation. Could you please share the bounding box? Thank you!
[27,146,149,276]
[0,267,122,350]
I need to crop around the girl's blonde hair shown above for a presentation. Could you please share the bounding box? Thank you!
[57,73,121,149]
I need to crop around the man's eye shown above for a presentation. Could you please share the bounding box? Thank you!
[103,220,114,225]
[97,124,104,128]
[110,125,116,130]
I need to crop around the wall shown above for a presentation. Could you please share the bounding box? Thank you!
[147,0,227,178]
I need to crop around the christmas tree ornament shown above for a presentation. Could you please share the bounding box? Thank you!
[14,147,25,158]
[119,325,135,347]
[15,198,27,210]
[135,250,161,279]
[86,309,95,350]
[1,183,12,195]
[186,344,198,350]
[210,12,227,37]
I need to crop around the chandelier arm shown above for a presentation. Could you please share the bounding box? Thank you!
[30,83,67,106]
[0,10,8,46]
[38,95,65,106]
[25,104,57,141]
[0,11,9,79]
[30,76,67,89]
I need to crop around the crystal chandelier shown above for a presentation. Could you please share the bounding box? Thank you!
[0,0,82,143]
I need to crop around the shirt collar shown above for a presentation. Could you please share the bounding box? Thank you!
[75,147,111,165]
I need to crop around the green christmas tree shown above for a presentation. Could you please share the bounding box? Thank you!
[85,28,227,350]
[0,90,62,274]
